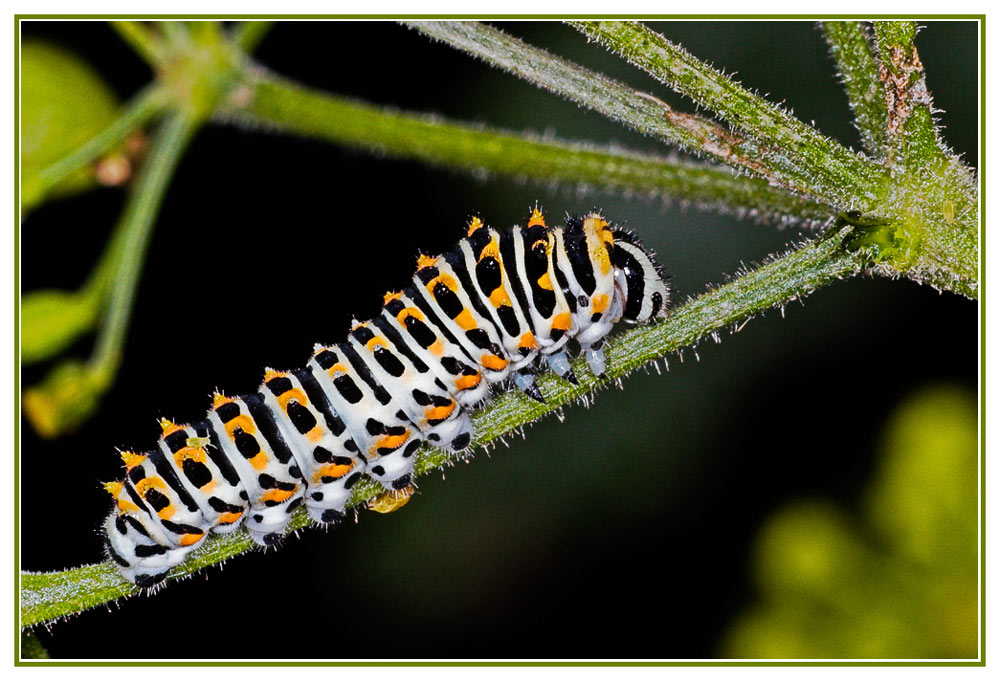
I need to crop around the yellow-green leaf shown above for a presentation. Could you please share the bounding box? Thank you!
[20,289,100,364]
[21,41,121,208]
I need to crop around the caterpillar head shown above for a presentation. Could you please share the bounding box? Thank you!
[610,228,670,323]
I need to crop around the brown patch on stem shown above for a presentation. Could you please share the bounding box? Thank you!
[663,109,769,177]
[880,43,928,139]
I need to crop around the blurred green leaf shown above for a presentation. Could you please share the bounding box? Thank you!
[20,289,100,364]
[866,385,978,566]
[22,359,110,439]
[724,384,978,659]
[21,41,121,209]
[20,630,50,659]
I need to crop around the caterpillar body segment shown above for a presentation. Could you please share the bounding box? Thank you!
[103,207,670,586]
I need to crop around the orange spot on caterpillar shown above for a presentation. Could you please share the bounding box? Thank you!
[217,511,244,525]
[383,291,403,304]
[277,388,309,411]
[263,368,286,382]
[315,462,353,481]
[428,339,444,356]
[480,354,507,371]
[479,238,501,261]
[466,216,484,236]
[248,452,268,470]
[528,207,546,227]
[116,498,140,514]
[416,253,438,269]
[551,313,572,331]
[376,432,411,452]
[454,309,477,330]
[519,332,537,350]
[120,450,145,470]
[455,373,482,391]
[425,402,456,421]
[225,414,256,439]
[365,336,389,352]
[489,288,512,308]
[260,487,296,504]
[537,271,553,291]
[179,532,204,546]
[159,418,183,436]
[591,294,609,314]
[173,445,207,469]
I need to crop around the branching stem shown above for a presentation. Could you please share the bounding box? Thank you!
[406,21,864,209]
[569,20,890,211]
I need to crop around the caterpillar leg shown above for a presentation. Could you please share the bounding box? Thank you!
[545,351,579,385]
[513,369,545,403]
[582,341,607,378]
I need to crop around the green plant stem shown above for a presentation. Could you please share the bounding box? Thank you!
[406,21,860,210]
[35,84,168,199]
[159,20,191,46]
[821,21,889,158]
[569,20,890,211]
[862,21,979,298]
[871,21,946,169]
[20,228,862,629]
[89,111,199,379]
[229,21,274,52]
[21,111,202,439]
[226,71,831,223]
[110,21,166,66]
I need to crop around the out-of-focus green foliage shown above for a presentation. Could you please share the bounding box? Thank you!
[20,630,50,659]
[20,290,101,365]
[20,41,122,209]
[21,359,110,440]
[722,384,977,658]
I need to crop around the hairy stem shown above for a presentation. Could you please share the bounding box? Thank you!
[20,229,862,628]
[570,20,890,211]
[406,21,853,210]
[224,71,831,223]
[90,111,199,373]
[860,21,980,298]
[821,21,889,158]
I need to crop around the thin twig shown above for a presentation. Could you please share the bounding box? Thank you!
[224,71,832,223]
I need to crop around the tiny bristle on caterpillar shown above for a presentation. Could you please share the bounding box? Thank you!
[102,207,670,587]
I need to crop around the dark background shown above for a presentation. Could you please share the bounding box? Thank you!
[20,21,978,659]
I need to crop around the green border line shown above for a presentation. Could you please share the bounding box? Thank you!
[14,15,985,666]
